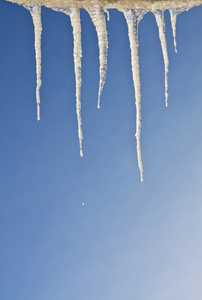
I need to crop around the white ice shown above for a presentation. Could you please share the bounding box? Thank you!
[54,7,83,157]
[24,4,42,121]
[87,6,108,109]
[104,9,110,21]
[154,10,169,107]
[169,6,190,53]
[122,9,147,182]
[5,0,202,181]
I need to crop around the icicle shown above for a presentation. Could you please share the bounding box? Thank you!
[54,7,83,157]
[154,10,169,107]
[169,6,190,53]
[104,9,110,21]
[24,4,42,121]
[123,9,147,182]
[87,6,108,109]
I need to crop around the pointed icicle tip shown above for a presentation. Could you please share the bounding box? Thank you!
[141,172,143,182]
[37,103,40,121]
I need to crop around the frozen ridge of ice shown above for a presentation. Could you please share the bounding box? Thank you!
[4,0,202,181]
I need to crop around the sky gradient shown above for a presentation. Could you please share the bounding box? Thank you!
[0,1,202,299]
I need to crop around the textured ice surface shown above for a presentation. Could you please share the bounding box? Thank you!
[24,4,42,121]
[154,10,169,107]
[87,6,108,109]
[122,9,147,182]
[4,0,202,180]
[169,6,190,53]
[54,7,83,156]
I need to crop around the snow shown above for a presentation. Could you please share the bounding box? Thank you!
[6,0,202,11]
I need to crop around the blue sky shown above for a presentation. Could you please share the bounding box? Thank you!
[0,1,202,299]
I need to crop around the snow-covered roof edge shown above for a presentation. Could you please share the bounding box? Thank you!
[6,0,202,11]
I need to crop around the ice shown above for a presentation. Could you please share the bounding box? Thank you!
[87,6,108,109]
[154,10,169,107]
[122,9,147,182]
[169,6,190,53]
[104,9,110,21]
[4,0,202,180]
[7,0,202,11]
[24,4,42,121]
[54,7,83,157]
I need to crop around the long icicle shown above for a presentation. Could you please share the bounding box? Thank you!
[24,4,42,121]
[154,10,169,107]
[54,7,83,157]
[169,6,190,53]
[123,9,147,182]
[87,6,108,109]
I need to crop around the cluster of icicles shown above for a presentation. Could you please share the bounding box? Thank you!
[8,3,191,181]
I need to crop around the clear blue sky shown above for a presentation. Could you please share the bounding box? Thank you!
[0,1,202,299]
